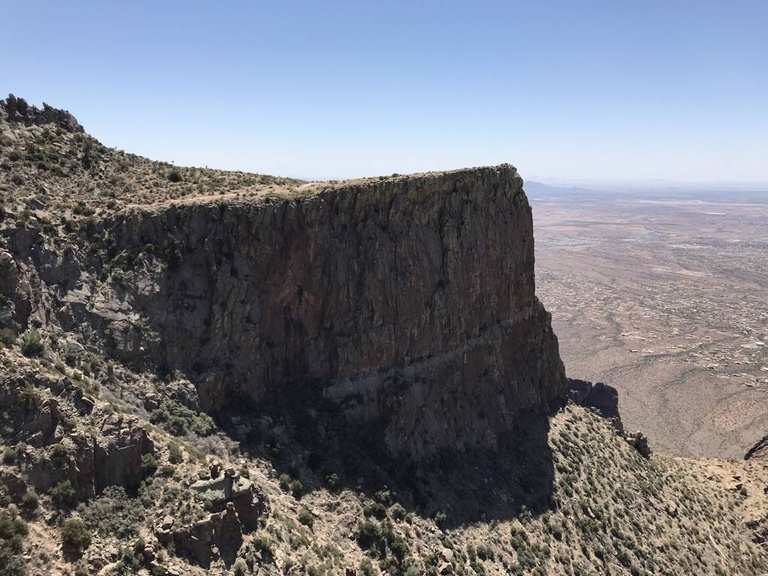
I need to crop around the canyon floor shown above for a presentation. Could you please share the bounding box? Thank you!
[533,185,768,459]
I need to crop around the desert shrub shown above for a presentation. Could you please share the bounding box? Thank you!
[278,473,303,497]
[359,558,377,576]
[149,399,215,437]
[168,442,183,464]
[288,479,304,498]
[116,540,143,573]
[60,517,90,553]
[364,501,387,519]
[0,508,27,541]
[20,491,38,513]
[298,508,314,528]
[141,453,158,476]
[251,531,273,558]
[19,328,44,357]
[1,446,19,465]
[167,170,182,183]
[48,443,68,466]
[77,486,144,538]
[50,480,77,509]
[0,507,27,576]
[356,519,382,549]
[356,518,408,565]
[389,503,406,521]
[232,557,248,575]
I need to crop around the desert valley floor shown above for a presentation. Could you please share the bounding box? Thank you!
[534,186,768,459]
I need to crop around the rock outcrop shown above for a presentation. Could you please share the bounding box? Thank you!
[568,378,622,432]
[569,379,652,458]
[746,435,768,460]
[94,413,155,493]
[105,165,566,458]
[156,504,244,568]
[190,467,267,530]
[0,94,83,132]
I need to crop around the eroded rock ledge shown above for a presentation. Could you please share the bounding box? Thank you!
[106,165,566,458]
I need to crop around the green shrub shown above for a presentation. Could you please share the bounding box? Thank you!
[359,558,377,576]
[298,508,314,528]
[60,517,90,553]
[252,531,273,558]
[356,519,382,549]
[1,446,19,465]
[0,508,28,541]
[0,507,27,576]
[149,399,215,437]
[364,501,387,519]
[77,486,144,538]
[48,443,68,466]
[141,453,158,476]
[19,328,44,357]
[20,490,39,513]
[288,479,304,498]
[50,480,77,509]
[232,557,248,575]
[168,443,183,464]
[278,473,303,497]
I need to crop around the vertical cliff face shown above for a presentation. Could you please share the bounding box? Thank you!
[108,165,566,457]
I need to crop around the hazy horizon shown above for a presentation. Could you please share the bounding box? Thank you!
[3,1,766,184]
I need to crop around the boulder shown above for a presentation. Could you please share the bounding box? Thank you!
[163,504,243,568]
[626,431,651,458]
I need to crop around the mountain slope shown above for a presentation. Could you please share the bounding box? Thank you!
[0,95,766,576]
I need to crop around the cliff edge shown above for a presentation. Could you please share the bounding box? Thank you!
[103,165,566,458]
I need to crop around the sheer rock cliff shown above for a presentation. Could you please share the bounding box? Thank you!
[104,165,566,457]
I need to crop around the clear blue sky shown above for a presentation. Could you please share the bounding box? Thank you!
[2,0,767,183]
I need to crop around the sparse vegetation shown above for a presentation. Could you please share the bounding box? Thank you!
[298,508,314,528]
[0,98,767,576]
[60,517,90,554]
[77,487,144,538]
[149,398,216,437]
[2,446,20,465]
[19,328,44,358]
[20,491,38,513]
[0,507,27,576]
[49,481,77,510]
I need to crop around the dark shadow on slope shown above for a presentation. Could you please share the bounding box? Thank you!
[216,382,557,529]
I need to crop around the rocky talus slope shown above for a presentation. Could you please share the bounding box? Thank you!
[1,95,767,576]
